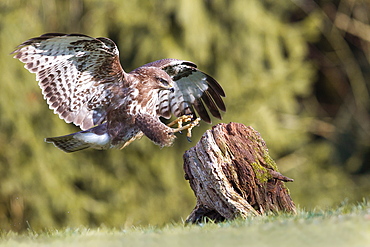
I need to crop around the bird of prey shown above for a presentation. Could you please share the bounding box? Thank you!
[12,33,226,153]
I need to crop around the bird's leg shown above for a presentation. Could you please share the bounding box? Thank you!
[167,115,194,129]
[119,132,144,150]
[170,116,200,142]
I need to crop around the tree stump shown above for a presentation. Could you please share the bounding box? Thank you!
[183,122,296,223]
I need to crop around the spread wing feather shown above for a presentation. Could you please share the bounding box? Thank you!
[143,59,226,123]
[12,33,125,130]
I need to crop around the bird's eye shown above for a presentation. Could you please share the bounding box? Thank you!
[158,78,169,85]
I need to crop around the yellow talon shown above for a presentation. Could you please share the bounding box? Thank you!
[167,115,194,129]
[171,117,200,141]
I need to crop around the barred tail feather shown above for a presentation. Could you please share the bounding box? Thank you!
[45,134,92,153]
[45,124,111,153]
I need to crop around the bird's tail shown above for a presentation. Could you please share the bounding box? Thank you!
[45,124,110,153]
[45,133,92,153]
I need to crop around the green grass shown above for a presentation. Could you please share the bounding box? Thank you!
[1,201,369,247]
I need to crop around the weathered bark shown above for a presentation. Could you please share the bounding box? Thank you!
[183,122,296,223]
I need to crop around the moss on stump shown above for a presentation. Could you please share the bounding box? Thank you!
[183,122,296,223]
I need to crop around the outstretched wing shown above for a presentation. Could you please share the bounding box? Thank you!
[142,59,226,123]
[12,33,125,130]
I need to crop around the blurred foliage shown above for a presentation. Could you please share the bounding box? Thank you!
[0,0,368,231]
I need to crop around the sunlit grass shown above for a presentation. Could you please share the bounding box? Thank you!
[1,201,369,247]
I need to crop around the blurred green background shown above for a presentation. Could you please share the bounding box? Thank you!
[0,0,369,232]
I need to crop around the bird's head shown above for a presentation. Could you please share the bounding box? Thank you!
[130,67,175,93]
[153,70,175,93]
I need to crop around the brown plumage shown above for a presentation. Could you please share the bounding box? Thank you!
[12,33,226,152]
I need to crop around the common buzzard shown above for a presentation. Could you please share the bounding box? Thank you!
[12,33,226,152]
